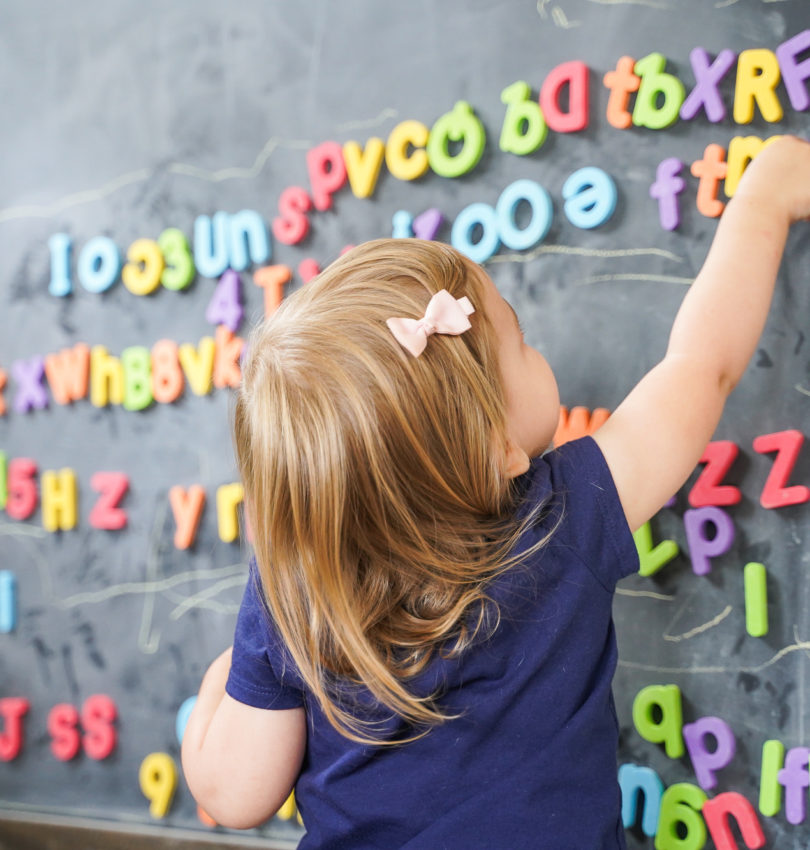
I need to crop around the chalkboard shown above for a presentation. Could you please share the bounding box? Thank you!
[2,1,810,847]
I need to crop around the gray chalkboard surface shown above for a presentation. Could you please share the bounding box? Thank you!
[2,1,810,847]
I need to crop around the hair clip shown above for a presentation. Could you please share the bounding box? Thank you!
[386,290,475,357]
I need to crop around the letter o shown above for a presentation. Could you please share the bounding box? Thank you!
[450,203,500,264]
[495,179,553,251]
[78,237,121,293]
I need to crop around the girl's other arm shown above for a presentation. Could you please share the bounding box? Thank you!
[181,647,306,829]
[594,136,810,532]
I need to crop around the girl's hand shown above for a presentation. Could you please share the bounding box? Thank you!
[733,135,810,225]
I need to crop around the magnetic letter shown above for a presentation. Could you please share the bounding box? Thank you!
[655,783,707,850]
[89,472,129,531]
[752,429,810,508]
[633,53,686,130]
[193,212,229,279]
[169,485,206,550]
[539,61,589,132]
[48,233,72,297]
[680,48,736,123]
[41,468,78,532]
[307,141,347,211]
[632,684,684,759]
[603,56,640,130]
[427,102,486,178]
[775,29,810,112]
[385,121,430,181]
[562,167,616,230]
[272,187,312,245]
[683,506,734,575]
[12,357,49,413]
[45,343,90,405]
[343,138,385,198]
[778,747,810,825]
[688,440,741,507]
[78,237,120,294]
[650,158,685,231]
[618,763,664,837]
[217,482,244,542]
[0,698,29,761]
[228,210,270,271]
[499,81,547,155]
[253,265,291,318]
[734,49,783,124]
[703,792,765,850]
[690,144,728,219]
[682,715,736,790]
[495,179,553,251]
[744,562,768,637]
[450,202,500,264]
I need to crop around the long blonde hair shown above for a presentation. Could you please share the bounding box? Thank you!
[234,239,547,743]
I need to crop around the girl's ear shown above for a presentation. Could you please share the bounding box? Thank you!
[504,437,530,479]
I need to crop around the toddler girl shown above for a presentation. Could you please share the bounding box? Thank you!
[182,136,810,849]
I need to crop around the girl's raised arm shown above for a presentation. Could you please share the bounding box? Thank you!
[594,136,810,532]
[181,647,306,829]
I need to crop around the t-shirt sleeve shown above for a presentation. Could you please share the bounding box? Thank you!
[226,560,306,710]
[542,436,639,590]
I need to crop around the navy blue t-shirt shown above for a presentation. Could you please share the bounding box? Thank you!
[226,436,639,849]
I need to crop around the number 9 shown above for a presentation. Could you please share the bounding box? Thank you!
[139,752,177,818]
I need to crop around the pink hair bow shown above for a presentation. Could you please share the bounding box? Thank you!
[386,290,475,357]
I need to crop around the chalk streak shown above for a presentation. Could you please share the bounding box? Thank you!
[583,273,693,286]
[536,0,552,18]
[488,245,685,264]
[166,137,311,182]
[0,105,388,223]
[551,6,581,27]
[794,384,810,398]
[54,564,246,609]
[619,639,810,675]
[0,170,153,224]
[663,605,733,642]
[616,588,675,601]
[169,575,247,620]
[0,523,48,539]
[336,108,399,132]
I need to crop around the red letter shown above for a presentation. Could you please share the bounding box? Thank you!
[689,441,741,507]
[703,791,765,850]
[0,697,30,761]
[6,458,38,520]
[272,187,312,246]
[307,141,347,211]
[48,703,81,761]
[753,430,810,508]
[540,61,589,132]
[82,694,117,760]
[89,472,129,530]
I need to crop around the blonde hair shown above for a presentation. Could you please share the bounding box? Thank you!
[234,239,547,744]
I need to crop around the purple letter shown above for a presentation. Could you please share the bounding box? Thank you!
[776,29,810,112]
[680,48,737,122]
[683,506,734,575]
[778,747,810,825]
[12,356,48,413]
[650,158,685,231]
[683,716,736,790]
